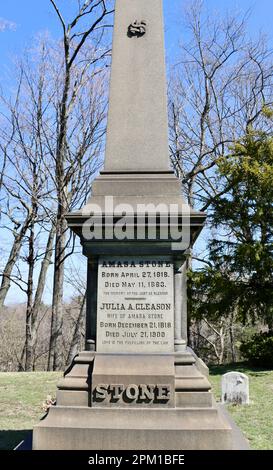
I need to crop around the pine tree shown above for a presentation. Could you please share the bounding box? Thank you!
[191,122,273,331]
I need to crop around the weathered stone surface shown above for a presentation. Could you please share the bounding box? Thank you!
[65,0,206,246]
[221,372,250,405]
[33,406,233,450]
[104,0,170,172]
[175,391,213,408]
[97,256,174,353]
[91,354,175,408]
[56,351,95,407]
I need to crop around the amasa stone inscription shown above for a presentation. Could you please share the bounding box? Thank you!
[97,257,174,352]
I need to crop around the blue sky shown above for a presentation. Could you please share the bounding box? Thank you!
[0,0,272,68]
[0,0,272,305]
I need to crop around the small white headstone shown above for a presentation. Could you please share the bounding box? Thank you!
[221,372,249,405]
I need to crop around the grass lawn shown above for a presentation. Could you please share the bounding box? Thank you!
[0,371,62,450]
[209,364,273,450]
[0,364,272,450]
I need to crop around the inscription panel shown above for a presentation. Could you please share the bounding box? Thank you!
[93,383,171,407]
[97,257,174,352]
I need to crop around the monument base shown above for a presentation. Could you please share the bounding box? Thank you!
[33,406,232,450]
[32,349,237,450]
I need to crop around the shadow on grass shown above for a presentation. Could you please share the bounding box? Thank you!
[209,362,273,376]
[0,430,32,450]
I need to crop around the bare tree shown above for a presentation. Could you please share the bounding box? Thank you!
[169,0,273,212]
[0,2,112,369]
[191,319,224,364]
[168,1,273,346]
[46,0,113,371]
[0,217,31,308]
[0,58,55,370]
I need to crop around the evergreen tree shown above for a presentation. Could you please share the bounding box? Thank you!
[191,121,273,331]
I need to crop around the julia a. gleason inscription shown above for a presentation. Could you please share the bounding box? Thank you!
[97,257,174,353]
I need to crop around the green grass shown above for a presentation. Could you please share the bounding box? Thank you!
[209,363,273,450]
[0,371,62,450]
[0,365,272,450]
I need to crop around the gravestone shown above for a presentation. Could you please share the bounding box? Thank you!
[222,372,250,405]
[33,0,235,449]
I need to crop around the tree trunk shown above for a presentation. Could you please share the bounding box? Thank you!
[30,225,55,370]
[47,62,70,372]
[66,293,86,366]
[219,327,225,365]
[229,311,237,363]
[266,314,273,333]
[0,217,30,307]
[19,225,55,371]
[25,219,35,371]
[47,212,67,371]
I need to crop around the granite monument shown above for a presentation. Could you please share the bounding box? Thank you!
[33,0,237,450]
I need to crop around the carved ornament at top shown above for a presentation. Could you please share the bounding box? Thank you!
[128,20,147,37]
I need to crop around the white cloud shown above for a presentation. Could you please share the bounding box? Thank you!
[0,18,17,33]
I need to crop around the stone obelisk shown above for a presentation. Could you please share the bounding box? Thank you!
[33,0,236,450]
[105,0,170,172]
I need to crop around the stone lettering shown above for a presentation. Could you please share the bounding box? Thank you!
[93,383,171,404]
[95,384,108,400]
[157,384,171,401]
[125,384,139,400]
[109,384,124,400]
[138,384,155,400]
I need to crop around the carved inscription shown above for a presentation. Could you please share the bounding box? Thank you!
[128,20,147,37]
[93,383,171,404]
[97,257,174,352]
